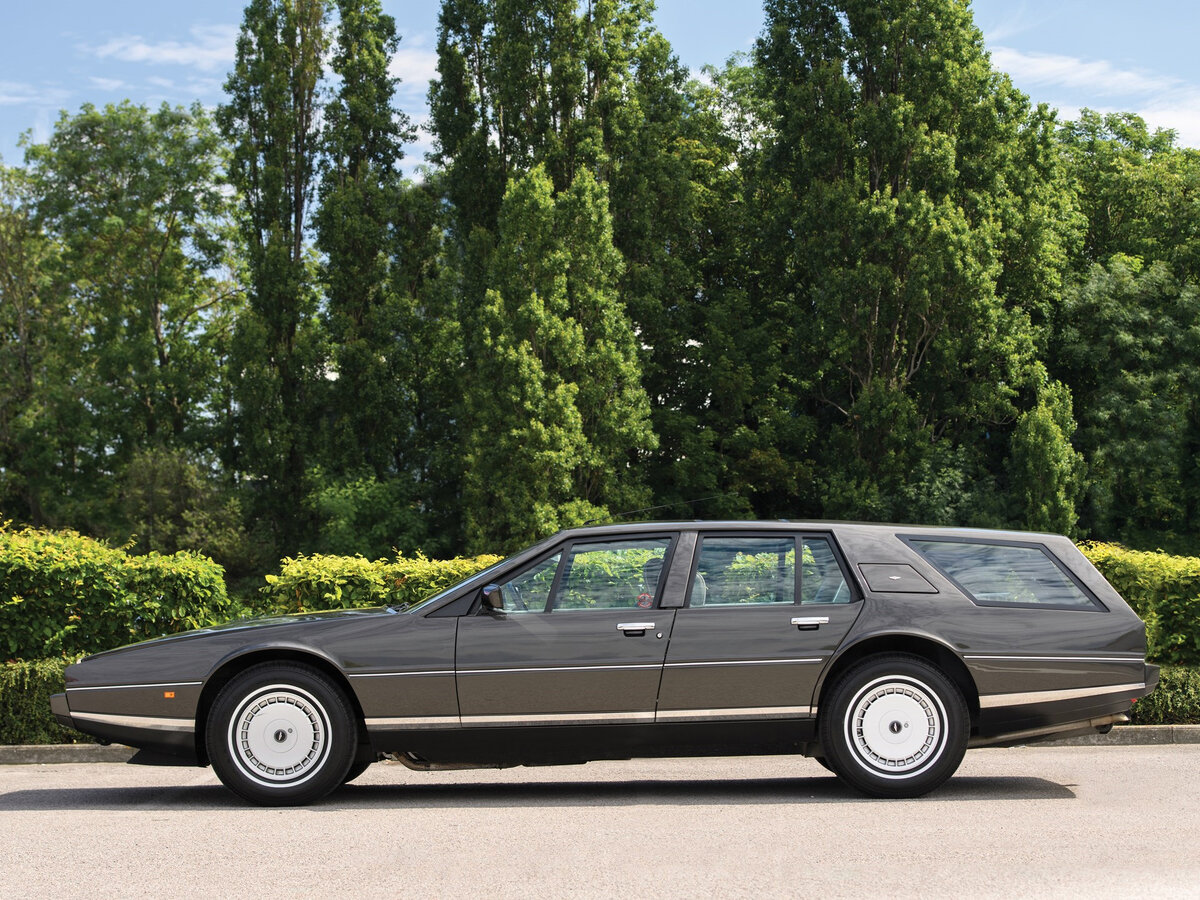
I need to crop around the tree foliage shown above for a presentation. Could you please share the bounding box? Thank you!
[3,0,1199,568]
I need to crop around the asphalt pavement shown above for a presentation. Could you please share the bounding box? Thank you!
[2,745,1198,898]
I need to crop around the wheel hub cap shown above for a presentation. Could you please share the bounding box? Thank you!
[228,686,330,787]
[845,676,946,777]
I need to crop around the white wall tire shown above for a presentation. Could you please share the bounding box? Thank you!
[820,654,968,798]
[208,663,357,806]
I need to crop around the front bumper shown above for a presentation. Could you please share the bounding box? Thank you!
[48,691,198,762]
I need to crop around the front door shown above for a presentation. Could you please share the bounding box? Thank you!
[657,532,862,723]
[456,535,677,726]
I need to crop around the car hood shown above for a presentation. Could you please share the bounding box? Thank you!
[81,606,396,661]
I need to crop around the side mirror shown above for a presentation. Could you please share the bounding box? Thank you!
[481,583,505,611]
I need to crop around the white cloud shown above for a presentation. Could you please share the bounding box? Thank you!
[0,81,69,107]
[389,40,439,97]
[990,47,1178,98]
[90,24,238,72]
[990,47,1200,149]
[89,76,126,92]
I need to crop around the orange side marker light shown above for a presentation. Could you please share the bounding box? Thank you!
[163,691,175,699]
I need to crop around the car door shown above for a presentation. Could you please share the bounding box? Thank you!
[455,535,678,726]
[656,532,862,722]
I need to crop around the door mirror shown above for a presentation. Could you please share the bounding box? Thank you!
[481,583,505,611]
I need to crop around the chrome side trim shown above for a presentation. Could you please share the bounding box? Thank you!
[458,664,661,676]
[71,711,195,733]
[656,705,813,722]
[349,670,455,679]
[665,658,823,669]
[460,711,656,726]
[365,715,461,730]
[964,655,1144,664]
[979,683,1146,709]
[66,681,203,693]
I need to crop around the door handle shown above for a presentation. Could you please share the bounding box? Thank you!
[791,616,829,630]
[617,622,655,635]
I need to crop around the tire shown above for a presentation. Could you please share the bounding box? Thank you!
[342,759,372,785]
[207,662,358,806]
[819,654,968,799]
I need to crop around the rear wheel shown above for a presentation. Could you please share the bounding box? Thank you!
[342,759,372,784]
[207,662,357,806]
[819,654,968,798]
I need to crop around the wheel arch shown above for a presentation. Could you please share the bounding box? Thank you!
[815,633,980,730]
[194,648,367,765]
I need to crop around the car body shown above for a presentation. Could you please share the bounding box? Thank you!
[51,521,1158,805]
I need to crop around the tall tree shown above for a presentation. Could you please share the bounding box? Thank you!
[462,166,654,551]
[219,0,330,552]
[753,0,1073,523]
[1050,257,1200,549]
[18,103,239,542]
[0,165,72,527]
[315,0,413,477]
[1059,110,1193,273]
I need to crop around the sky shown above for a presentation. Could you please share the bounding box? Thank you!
[3,0,1200,170]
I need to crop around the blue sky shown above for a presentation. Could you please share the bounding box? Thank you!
[4,1,1200,169]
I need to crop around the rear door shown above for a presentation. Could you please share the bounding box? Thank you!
[656,532,862,723]
[455,535,677,726]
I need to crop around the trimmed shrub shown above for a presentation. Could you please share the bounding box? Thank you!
[0,524,231,660]
[260,552,503,613]
[1128,666,1200,725]
[1080,542,1200,666]
[0,659,91,744]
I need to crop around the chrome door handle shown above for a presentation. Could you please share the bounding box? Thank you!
[617,622,655,634]
[791,616,829,630]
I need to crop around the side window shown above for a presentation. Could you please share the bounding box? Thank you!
[492,553,561,614]
[554,539,672,611]
[800,537,851,604]
[689,536,795,607]
[908,539,1102,610]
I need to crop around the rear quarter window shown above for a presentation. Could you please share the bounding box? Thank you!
[905,538,1105,611]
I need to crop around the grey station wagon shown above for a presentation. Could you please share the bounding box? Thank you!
[51,521,1158,805]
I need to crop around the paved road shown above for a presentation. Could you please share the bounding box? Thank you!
[2,746,1197,899]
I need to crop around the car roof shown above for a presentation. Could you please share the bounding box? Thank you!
[554,520,1067,543]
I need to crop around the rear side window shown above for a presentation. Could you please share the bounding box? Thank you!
[907,539,1104,611]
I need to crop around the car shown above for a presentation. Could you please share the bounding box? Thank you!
[51,521,1158,805]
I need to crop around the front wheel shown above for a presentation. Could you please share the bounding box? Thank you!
[207,662,358,806]
[819,654,968,799]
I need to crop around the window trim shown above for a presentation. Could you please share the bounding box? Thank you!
[682,531,858,609]
[900,535,1108,612]
[546,533,679,613]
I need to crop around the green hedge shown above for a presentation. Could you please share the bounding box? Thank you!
[1128,666,1200,725]
[0,524,231,660]
[1080,542,1200,667]
[259,552,503,613]
[0,659,90,744]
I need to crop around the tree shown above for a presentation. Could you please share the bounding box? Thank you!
[1050,257,1200,549]
[461,166,654,551]
[315,0,414,477]
[17,104,239,543]
[1006,376,1083,534]
[1059,110,1188,270]
[0,165,72,527]
[219,0,330,553]
[752,0,1071,522]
